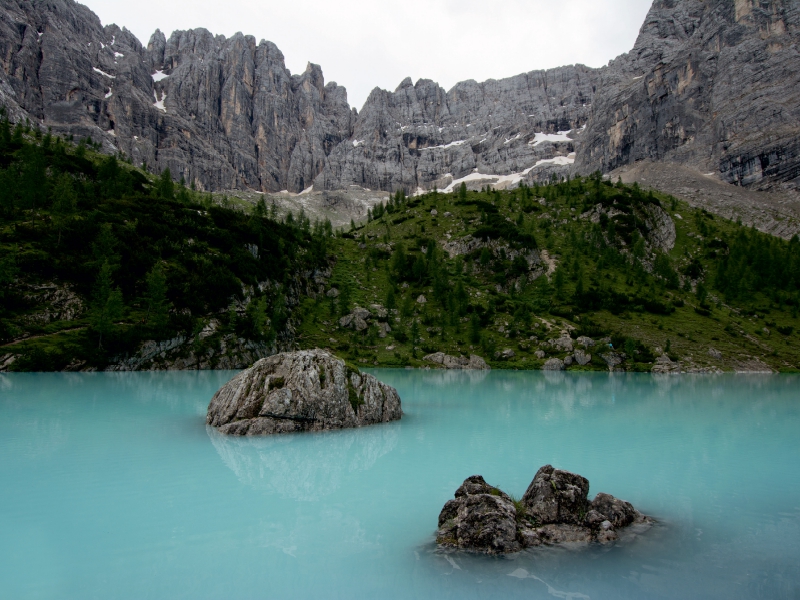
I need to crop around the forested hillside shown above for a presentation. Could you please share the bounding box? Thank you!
[293,178,800,373]
[2,111,799,373]
[0,113,331,371]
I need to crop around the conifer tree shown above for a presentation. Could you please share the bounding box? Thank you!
[90,261,123,348]
[50,173,77,246]
[145,263,170,333]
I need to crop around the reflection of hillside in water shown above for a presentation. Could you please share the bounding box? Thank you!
[207,422,400,501]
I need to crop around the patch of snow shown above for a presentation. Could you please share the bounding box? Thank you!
[439,153,576,194]
[421,140,466,151]
[153,91,166,112]
[529,130,572,146]
[300,185,314,195]
[504,133,522,144]
[93,67,115,79]
[152,70,169,82]
[105,90,113,99]
[114,52,124,59]
[133,135,139,141]
[106,129,115,137]
[633,75,644,80]
[532,153,576,168]
[99,42,105,49]
[37,31,43,39]
[352,140,364,147]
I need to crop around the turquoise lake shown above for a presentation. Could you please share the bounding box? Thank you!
[1,370,799,599]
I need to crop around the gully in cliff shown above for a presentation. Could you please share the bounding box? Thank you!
[206,349,402,436]
[436,465,652,554]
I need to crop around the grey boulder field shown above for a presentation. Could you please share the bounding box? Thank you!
[206,349,402,435]
[436,465,652,554]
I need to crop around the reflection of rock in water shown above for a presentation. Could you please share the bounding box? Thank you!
[420,369,490,387]
[207,422,399,501]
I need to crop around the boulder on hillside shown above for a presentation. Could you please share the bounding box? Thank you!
[651,354,680,374]
[339,307,372,331]
[206,349,402,436]
[601,351,625,371]
[436,465,651,554]
[573,349,592,366]
[550,334,574,352]
[542,358,565,371]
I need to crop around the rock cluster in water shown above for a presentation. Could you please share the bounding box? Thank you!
[206,349,402,435]
[436,465,651,554]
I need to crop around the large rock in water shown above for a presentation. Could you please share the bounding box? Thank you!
[436,465,651,554]
[206,349,402,435]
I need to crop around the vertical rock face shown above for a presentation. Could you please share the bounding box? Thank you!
[314,66,598,192]
[0,0,797,195]
[576,0,800,191]
[0,0,354,192]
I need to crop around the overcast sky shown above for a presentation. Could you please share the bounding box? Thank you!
[81,0,653,111]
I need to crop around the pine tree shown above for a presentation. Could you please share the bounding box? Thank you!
[246,296,269,339]
[50,173,77,246]
[553,266,566,299]
[0,251,17,302]
[254,198,267,218]
[157,168,174,199]
[90,261,123,348]
[145,263,170,334]
[386,287,396,311]
[469,313,481,344]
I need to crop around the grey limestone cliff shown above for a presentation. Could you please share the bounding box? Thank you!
[1,0,798,200]
[576,0,800,193]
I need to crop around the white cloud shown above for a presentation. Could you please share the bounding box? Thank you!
[82,0,653,111]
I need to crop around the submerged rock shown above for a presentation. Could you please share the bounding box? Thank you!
[206,349,402,436]
[436,465,651,554]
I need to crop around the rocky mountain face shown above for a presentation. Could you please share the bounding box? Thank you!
[314,67,597,193]
[0,0,354,192]
[0,0,797,197]
[576,0,800,193]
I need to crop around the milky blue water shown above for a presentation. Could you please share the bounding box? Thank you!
[1,370,799,599]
